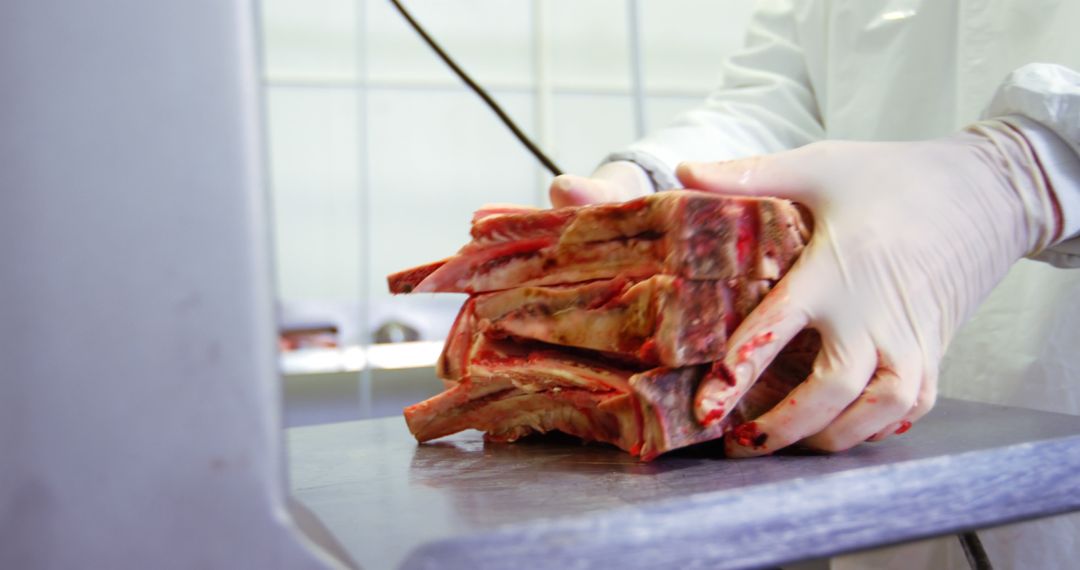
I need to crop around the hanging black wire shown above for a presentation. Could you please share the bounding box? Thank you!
[388,0,564,177]
[958,531,994,570]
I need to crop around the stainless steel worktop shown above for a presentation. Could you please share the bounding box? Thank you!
[288,398,1080,569]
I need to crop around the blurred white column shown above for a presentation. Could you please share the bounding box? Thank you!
[0,0,353,567]
[533,0,556,202]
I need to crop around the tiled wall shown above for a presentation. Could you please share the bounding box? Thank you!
[260,0,755,343]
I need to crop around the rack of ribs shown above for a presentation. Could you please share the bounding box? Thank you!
[391,190,813,460]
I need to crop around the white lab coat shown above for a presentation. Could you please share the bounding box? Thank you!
[612,1,1080,568]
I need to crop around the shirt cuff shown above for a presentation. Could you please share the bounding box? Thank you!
[1004,116,1080,267]
[602,151,683,193]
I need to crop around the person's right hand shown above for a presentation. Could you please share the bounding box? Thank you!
[682,119,1062,457]
[549,161,655,207]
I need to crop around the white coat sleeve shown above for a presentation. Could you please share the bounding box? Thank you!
[984,63,1080,268]
[604,0,823,191]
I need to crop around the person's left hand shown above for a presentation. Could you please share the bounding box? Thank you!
[681,119,1063,457]
[549,161,654,207]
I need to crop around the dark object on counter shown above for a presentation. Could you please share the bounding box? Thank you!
[373,320,420,344]
[278,322,338,352]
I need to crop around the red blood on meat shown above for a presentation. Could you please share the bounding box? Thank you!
[637,339,659,362]
[732,422,768,449]
[708,361,737,386]
[735,204,762,268]
[702,407,726,426]
[737,331,775,363]
[895,420,913,434]
[737,218,754,264]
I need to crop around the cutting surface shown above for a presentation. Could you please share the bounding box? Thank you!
[288,398,1080,570]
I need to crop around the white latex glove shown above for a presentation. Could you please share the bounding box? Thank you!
[684,118,1064,457]
[549,161,654,207]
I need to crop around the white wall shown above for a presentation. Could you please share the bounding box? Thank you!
[259,0,755,341]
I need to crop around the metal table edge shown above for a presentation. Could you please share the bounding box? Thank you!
[398,433,1080,570]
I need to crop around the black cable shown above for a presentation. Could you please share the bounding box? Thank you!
[958,531,994,570]
[388,0,564,177]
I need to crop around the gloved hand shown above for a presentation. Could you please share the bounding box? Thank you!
[549,161,654,207]
[683,118,1063,457]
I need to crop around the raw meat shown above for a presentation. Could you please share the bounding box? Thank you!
[467,275,773,367]
[388,190,808,294]
[406,329,816,460]
[394,190,812,460]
